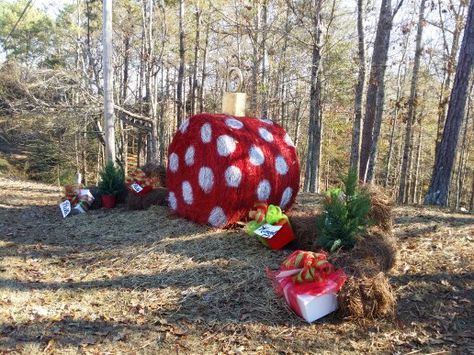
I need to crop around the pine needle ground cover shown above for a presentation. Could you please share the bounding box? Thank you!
[0,176,473,354]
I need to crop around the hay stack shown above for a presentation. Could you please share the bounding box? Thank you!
[126,162,168,210]
[333,227,397,320]
[338,272,395,319]
[363,184,393,232]
[127,187,168,210]
[287,210,320,250]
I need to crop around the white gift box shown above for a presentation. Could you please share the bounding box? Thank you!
[276,269,339,323]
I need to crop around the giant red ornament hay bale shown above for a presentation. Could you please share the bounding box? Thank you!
[166,113,300,227]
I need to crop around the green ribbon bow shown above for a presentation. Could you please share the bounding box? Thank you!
[246,204,289,236]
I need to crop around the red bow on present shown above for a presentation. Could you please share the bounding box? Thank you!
[281,250,334,284]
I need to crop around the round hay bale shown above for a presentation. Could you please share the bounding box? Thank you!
[127,187,168,210]
[332,228,397,276]
[338,272,395,320]
[363,184,393,232]
[353,228,397,272]
[166,113,300,227]
[287,210,320,250]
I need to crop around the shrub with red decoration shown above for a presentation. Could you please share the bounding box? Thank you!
[166,113,300,227]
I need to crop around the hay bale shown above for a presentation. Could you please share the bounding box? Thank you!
[332,228,397,277]
[363,184,393,232]
[141,161,167,187]
[353,228,397,272]
[287,210,320,250]
[166,113,300,227]
[126,187,168,210]
[338,273,395,320]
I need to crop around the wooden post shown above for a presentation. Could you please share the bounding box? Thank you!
[103,0,116,163]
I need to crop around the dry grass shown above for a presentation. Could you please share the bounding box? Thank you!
[338,273,396,320]
[364,184,394,232]
[0,177,473,354]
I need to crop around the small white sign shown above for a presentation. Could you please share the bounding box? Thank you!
[254,223,282,239]
[131,182,144,193]
[59,200,71,218]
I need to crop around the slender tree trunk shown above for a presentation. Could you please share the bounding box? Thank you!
[102,0,115,163]
[199,22,210,113]
[436,2,466,152]
[191,6,201,115]
[425,0,474,206]
[304,0,323,193]
[261,0,269,117]
[384,33,409,187]
[411,120,423,204]
[455,91,472,209]
[250,4,261,116]
[470,171,474,211]
[177,0,185,127]
[398,0,426,203]
[359,0,399,182]
[349,0,365,177]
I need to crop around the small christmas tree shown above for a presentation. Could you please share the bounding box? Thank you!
[316,170,371,251]
[98,161,125,197]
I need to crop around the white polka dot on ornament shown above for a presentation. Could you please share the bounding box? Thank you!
[217,135,237,156]
[275,155,288,175]
[280,187,293,208]
[184,145,195,166]
[198,166,214,193]
[225,118,244,129]
[249,145,265,166]
[259,118,274,125]
[257,179,271,201]
[201,123,212,143]
[225,165,242,187]
[208,206,227,227]
[179,118,190,133]
[168,191,177,210]
[258,127,273,142]
[169,152,179,173]
[284,133,295,147]
[182,181,193,205]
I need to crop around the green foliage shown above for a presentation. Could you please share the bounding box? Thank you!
[316,170,371,251]
[98,162,125,196]
[0,1,55,63]
[25,135,75,184]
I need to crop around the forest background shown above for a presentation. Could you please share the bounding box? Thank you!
[0,0,473,210]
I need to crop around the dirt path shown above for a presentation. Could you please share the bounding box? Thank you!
[0,177,473,354]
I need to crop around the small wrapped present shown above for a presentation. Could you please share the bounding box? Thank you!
[125,168,158,196]
[59,188,95,217]
[246,204,296,250]
[270,250,346,323]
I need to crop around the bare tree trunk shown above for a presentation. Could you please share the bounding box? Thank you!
[384,33,409,187]
[199,21,210,113]
[190,5,201,115]
[304,0,323,193]
[349,0,365,177]
[177,0,185,127]
[425,0,474,206]
[398,0,426,203]
[455,90,472,209]
[261,0,269,117]
[250,4,261,116]
[435,1,466,152]
[411,119,423,204]
[359,0,402,182]
[470,171,474,211]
